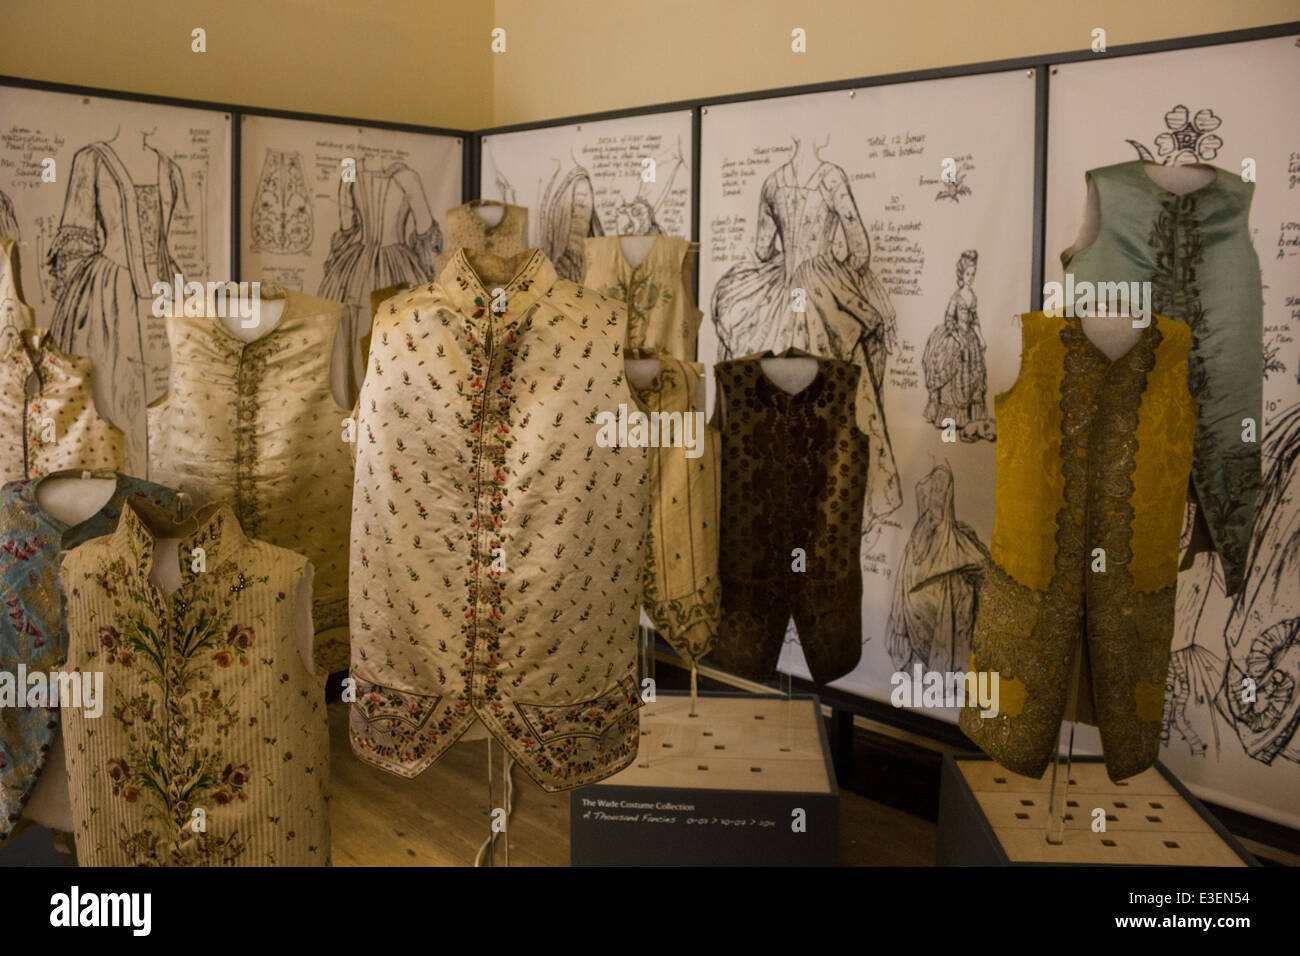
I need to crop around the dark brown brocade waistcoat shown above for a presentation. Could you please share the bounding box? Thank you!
[709,349,869,685]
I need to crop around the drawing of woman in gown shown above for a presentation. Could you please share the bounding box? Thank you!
[46,134,185,474]
[1216,400,1300,765]
[538,158,605,283]
[711,140,901,522]
[921,250,994,441]
[318,158,442,396]
[886,464,989,673]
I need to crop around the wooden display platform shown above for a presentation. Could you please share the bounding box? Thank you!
[570,692,838,866]
[937,754,1257,866]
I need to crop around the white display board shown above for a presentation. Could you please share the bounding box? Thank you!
[0,86,232,471]
[699,71,1037,709]
[239,114,462,395]
[1048,33,1300,830]
[479,111,693,282]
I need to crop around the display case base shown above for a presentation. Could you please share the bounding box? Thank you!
[570,692,838,866]
[937,753,1257,866]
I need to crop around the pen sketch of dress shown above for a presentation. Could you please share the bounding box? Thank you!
[538,160,604,282]
[251,149,313,254]
[0,189,18,242]
[1164,519,1227,758]
[711,152,901,523]
[922,250,994,442]
[46,138,185,474]
[1216,400,1300,765]
[886,464,988,673]
[612,138,687,237]
[318,159,442,397]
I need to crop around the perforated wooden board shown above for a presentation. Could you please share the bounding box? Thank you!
[958,759,1247,866]
[600,695,833,794]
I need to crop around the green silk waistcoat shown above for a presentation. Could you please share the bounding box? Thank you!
[1062,161,1261,594]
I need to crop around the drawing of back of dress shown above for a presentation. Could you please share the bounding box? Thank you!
[712,155,902,523]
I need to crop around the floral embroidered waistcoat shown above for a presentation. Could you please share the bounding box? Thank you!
[60,500,329,866]
[0,329,124,482]
[349,248,648,792]
[629,353,720,667]
[0,473,181,841]
[147,291,354,673]
[709,350,870,685]
[583,236,703,360]
[959,312,1198,782]
[1062,160,1261,594]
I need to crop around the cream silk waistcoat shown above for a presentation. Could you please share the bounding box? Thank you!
[60,500,330,866]
[583,236,702,360]
[147,291,354,673]
[629,352,720,667]
[1,328,124,482]
[350,248,649,792]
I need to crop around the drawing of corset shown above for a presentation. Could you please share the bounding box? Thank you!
[318,160,442,397]
[251,149,313,254]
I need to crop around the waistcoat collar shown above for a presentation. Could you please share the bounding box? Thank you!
[114,498,247,584]
[438,247,556,321]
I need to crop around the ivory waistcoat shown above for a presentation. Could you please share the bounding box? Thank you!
[60,500,329,866]
[147,291,354,673]
[0,473,181,841]
[0,237,35,339]
[959,312,1198,782]
[350,248,648,791]
[583,236,702,360]
[0,328,124,482]
[1062,161,1261,594]
[630,353,720,667]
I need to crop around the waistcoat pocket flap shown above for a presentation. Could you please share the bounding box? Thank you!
[353,680,442,733]
[515,677,641,744]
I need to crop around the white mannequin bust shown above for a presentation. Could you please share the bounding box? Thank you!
[473,201,506,228]
[759,356,819,394]
[23,473,122,836]
[35,474,117,525]
[220,294,286,342]
[619,236,656,269]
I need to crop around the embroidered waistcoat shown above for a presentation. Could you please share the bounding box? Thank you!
[583,236,703,360]
[1,329,124,482]
[959,311,1198,782]
[0,473,180,840]
[1062,160,1261,594]
[629,353,720,667]
[147,291,354,673]
[710,349,869,685]
[350,248,648,791]
[60,500,329,865]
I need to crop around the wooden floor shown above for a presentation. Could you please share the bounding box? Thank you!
[328,702,938,866]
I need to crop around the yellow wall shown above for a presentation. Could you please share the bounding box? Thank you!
[0,0,494,130]
[1,1,1295,129]
[490,0,1299,125]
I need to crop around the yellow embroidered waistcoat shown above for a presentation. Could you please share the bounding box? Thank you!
[582,236,702,360]
[629,353,721,667]
[146,291,354,673]
[959,311,1197,782]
